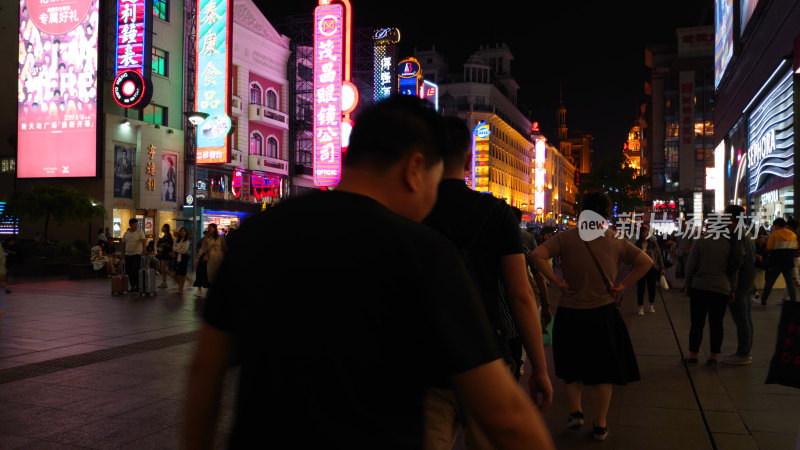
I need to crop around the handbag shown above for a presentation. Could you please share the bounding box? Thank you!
[765,301,800,388]
[582,240,624,311]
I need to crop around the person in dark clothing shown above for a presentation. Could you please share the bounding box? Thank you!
[192,231,210,297]
[422,117,552,449]
[722,205,756,365]
[634,223,665,315]
[757,218,798,305]
[182,95,554,450]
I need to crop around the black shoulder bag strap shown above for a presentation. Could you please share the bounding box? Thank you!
[582,239,623,311]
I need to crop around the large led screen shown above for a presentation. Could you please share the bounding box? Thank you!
[18,0,99,178]
[714,0,733,89]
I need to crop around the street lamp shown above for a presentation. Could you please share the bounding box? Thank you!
[182,111,209,267]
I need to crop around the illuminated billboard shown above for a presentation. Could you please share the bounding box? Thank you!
[398,57,421,97]
[313,4,344,187]
[714,0,733,89]
[17,0,99,178]
[196,0,231,164]
[534,138,546,216]
[740,0,760,36]
[419,79,438,111]
[472,122,490,192]
[373,27,399,102]
[748,67,794,196]
[113,0,152,108]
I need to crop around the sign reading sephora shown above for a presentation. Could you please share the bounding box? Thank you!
[748,67,794,195]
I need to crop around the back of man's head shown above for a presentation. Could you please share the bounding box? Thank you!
[511,206,523,224]
[773,217,787,228]
[345,95,445,172]
[440,116,471,171]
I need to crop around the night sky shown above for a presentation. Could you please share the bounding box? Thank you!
[254,0,713,166]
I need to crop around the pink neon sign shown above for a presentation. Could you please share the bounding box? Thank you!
[115,0,146,75]
[313,4,343,187]
[534,138,546,215]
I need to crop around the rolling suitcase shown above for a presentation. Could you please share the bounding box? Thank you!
[139,256,157,296]
[111,260,129,295]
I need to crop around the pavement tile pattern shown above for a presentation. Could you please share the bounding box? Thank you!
[0,274,799,449]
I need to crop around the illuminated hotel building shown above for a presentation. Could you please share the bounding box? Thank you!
[644,26,715,219]
[714,0,799,224]
[416,44,533,214]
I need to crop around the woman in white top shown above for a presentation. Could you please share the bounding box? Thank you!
[203,223,225,284]
[172,227,192,294]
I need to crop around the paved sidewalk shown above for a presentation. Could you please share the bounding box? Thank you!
[523,278,800,450]
[1,275,799,449]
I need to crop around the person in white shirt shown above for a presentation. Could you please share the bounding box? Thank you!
[121,218,146,292]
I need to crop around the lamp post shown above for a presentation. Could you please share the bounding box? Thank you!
[183,111,209,267]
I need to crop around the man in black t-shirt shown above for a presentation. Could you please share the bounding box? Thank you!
[422,117,553,449]
[182,96,554,450]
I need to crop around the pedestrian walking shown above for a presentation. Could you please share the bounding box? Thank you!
[201,223,225,284]
[531,191,652,441]
[121,219,146,292]
[193,230,210,297]
[635,223,665,315]
[722,205,756,365]
[779,217,800,302]
[683,213,743,366]
[172,227,192,295]
[157,223,175,289]
[183,95,554,450]
[421,117,552,449]
[755,217,798,306]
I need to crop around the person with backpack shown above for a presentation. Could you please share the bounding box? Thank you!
[422,116,552,449]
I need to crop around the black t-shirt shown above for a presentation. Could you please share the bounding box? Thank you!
[423,179,524,336]
[203,190,499,449]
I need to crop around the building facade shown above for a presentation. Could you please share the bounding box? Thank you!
[714,0,800,225]
[555,97,593,175]
[644,26,715,220]
[416,44,535,215]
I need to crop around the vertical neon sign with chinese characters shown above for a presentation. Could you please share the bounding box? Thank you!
[534,138,546,216]
[17,0,99,178]
[373,27,399,102]
[195,0,231,164]
[115,0,148,76]
[313,4,343,187]
[472,122,490,192]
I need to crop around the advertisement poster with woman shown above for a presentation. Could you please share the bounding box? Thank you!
[162,152,177,202]
[17,0,99,178]
[114,144,134,198]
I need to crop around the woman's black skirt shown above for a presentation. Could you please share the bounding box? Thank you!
[553,303,640,385]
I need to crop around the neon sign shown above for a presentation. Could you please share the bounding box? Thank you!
[373,27,400,102]
[196,0,231,164]
[472,122,490,192]
[420,79,438,111]
[748,68,794,195]
[313,3,343,187]
[113,0,152,108]
[17,0,99,178]
[398,57,422,97]
[252,172,282,199]
[534,138,546,215]
[232,169,242,198]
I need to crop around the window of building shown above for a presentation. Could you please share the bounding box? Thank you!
[250,132,263,155]
[153,0,168,21]
[250,83,262,105]
[142,104,167,126]
[266,90,278,110]
[152,47,168,76]
[1,157,15,173]
[266,137,278,158]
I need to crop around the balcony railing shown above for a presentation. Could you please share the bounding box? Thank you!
[231,148,245,166]
[248,104,289,129]
[249,154,288,175]
[231,95,244,115]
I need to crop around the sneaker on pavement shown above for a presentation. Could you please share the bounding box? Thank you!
[637,308,645,316]
[721,354,752,365]
[592,423,609,441]
[567,411,584,430]
[752,298,766,306]
[648,304,656,313]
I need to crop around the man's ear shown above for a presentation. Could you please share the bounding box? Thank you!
[402,152,426,193]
